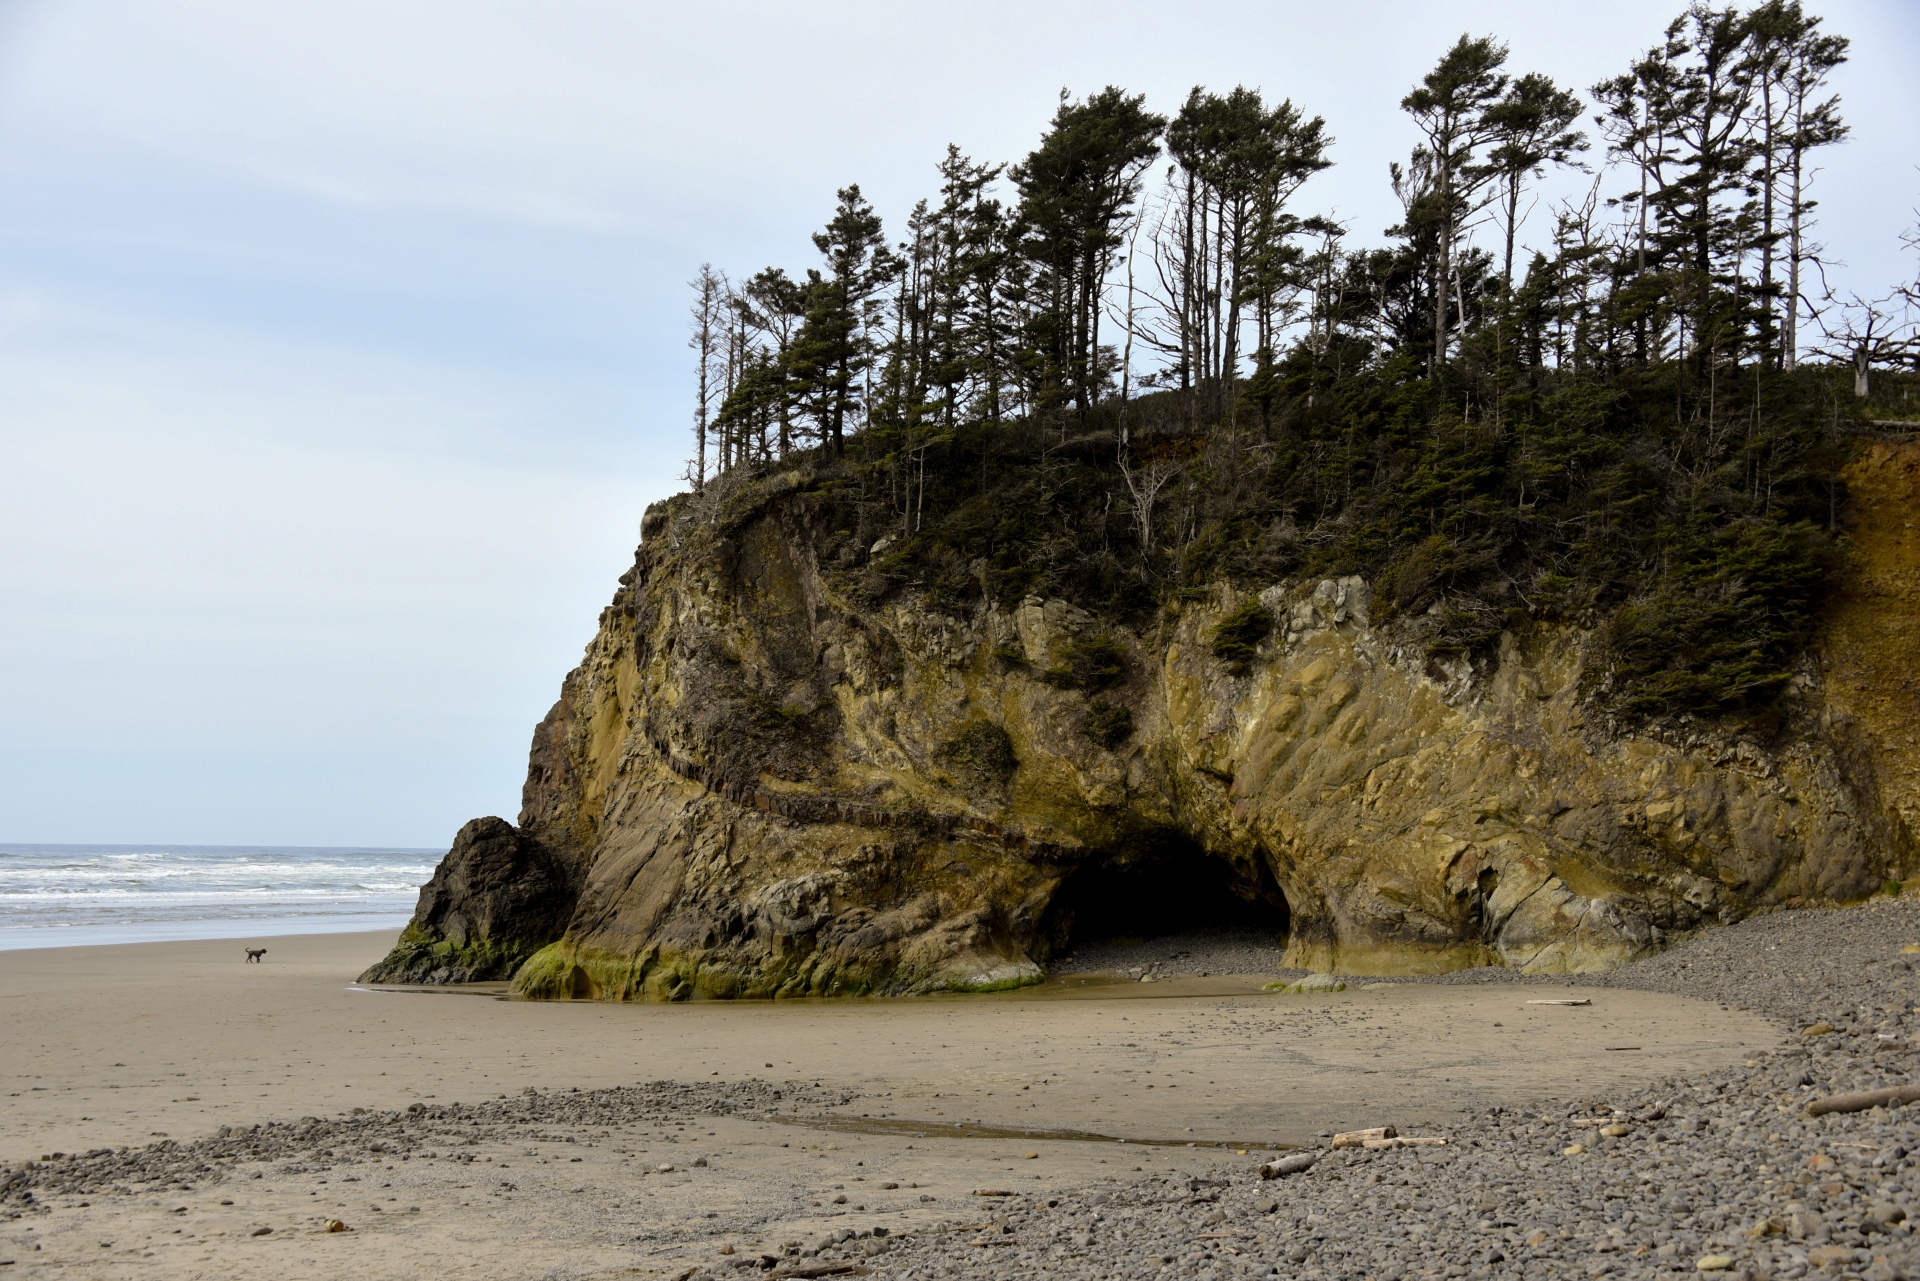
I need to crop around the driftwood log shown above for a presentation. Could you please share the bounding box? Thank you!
[1806,1085,1920,1117]
[1259,1153,1319,1178]
[1331,1127,1396,1149]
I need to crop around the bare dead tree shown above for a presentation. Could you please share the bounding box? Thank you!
[1814,290,1916,400]
[1118,457,1180,553]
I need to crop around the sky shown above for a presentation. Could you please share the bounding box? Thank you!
[0,0,1915,847]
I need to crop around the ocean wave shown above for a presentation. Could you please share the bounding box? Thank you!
[0,844,441,938]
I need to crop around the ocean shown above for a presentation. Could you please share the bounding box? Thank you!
[0,843,443,951]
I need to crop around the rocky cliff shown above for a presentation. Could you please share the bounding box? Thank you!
[362,437,1920,997]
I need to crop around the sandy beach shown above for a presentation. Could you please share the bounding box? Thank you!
[0,924,1810,1280]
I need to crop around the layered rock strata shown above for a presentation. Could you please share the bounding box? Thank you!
[364,442,1920,997]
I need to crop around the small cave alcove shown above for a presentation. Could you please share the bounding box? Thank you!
[1040,831,1289,956]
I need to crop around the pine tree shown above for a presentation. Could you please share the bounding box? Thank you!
[1400,36,1510,374]
[1160,87,1331,427]
[1484,74,1587,296]
[1012,88,1165,427]
[687,264,727,490]
[1744,1,1848,368]
[737,268,806,456]
[1643,4,1764,370]
[1594,47,1682,365]
[788,187,895,456]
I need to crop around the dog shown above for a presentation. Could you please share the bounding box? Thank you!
[244,948,267,963]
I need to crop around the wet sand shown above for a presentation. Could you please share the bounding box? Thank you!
[0,930,1777,1278]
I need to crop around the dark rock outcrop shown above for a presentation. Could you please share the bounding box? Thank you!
[358,817,577,983]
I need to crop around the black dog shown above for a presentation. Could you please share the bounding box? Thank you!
[244,948,267,963]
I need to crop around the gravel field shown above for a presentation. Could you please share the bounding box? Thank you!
[1,1081,854,1207]
[868,897,1920,1281]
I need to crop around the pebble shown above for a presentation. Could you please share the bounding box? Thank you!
[0,1079,849,1210]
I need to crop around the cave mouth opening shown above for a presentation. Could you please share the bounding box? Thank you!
[1042,830,1289,956]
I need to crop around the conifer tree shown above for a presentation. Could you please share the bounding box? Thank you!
[1643,4,1764,370]
[1013,88,1165,425]
[1484,74,1587,296]
[1745,0,1848,367]
[687,264,727,490]
[739,268,806,456]
[942,152,1021,429]
[1400,36,1510,373]
[1159,87,1330,426]
[789,187,894,456]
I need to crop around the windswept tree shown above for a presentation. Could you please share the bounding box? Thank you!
[864,149,1028,534]
[1643,3,1766,369]
[1593,43,1682,363]
[1013,87,1165,426]
[1483,73,1587,294]
[1400,35,1510,373]
[687,263,727,490]
[738,267,806,457]
[1747,0,1848,366]
[1150,86,1331,426]
[1240,103,1333,416]
[1587,1,1848,373]
[942,152,1025,429]
[789,186,895,456]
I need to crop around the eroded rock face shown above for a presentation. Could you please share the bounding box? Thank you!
[367,445,1920,998]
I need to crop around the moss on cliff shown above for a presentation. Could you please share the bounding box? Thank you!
[359,923,551,986]
[511,936,1043,1001]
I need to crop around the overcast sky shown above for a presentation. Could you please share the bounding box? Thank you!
[1,0,1914,847]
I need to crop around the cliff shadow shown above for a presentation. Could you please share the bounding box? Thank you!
[1040,830,1289,957]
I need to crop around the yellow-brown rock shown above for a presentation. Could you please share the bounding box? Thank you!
[364,442,1920,997]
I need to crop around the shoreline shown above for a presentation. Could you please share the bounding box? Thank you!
[0,920,411,955]
[0,930,1766,1161]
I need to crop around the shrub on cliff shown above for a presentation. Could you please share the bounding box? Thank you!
[937,720,1018,789]
[778,360,1855,731]
[1037,634,1129,691]
[1210,598,1275,674]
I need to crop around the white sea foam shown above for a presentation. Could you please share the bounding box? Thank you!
[0,843,441,950]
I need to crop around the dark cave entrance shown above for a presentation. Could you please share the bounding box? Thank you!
[1041,831,1289,957]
